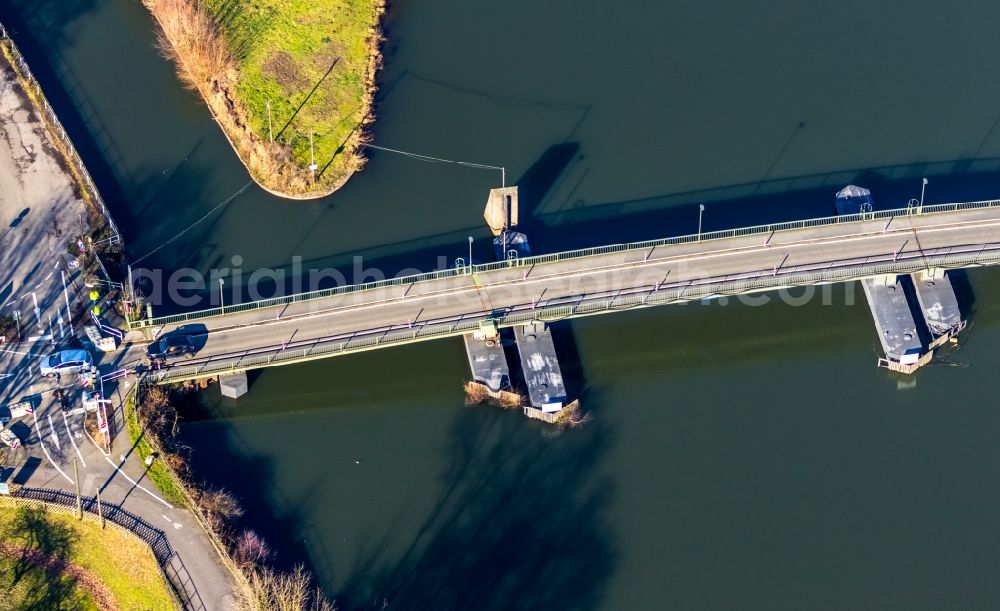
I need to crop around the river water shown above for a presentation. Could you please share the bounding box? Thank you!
[7,0,1000,608]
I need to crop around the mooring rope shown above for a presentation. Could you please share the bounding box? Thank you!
[132,180,254,266]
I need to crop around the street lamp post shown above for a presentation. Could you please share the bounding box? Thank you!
[308,132,318,180]
[919,177,928,214]
[698,205,705,241]
[219,278,225,315]
[468,236,474,269]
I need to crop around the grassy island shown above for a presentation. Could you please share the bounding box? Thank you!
[143,0,385,199]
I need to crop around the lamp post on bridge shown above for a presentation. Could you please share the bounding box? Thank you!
[697,204,705,241]
[219,278,225,315]
[468,236,474,269]
[919,177,928,214]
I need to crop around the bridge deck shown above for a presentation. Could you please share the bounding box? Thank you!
[135,204,1000,383]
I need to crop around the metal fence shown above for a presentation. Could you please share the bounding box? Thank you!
[134,197,1000,330]
[0,22,122,248]
[146,243,1000,383]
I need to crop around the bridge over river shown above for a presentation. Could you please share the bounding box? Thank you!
[125,198,1000,386]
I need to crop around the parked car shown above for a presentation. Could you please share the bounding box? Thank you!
[147,334,197,365]
[39,349,94,378]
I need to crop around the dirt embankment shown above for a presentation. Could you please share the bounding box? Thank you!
[142,0,386,200]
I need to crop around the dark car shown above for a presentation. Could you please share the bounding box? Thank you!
[147,335,197,364]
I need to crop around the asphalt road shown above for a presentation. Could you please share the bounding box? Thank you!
[139,206,1000,381]
[0,57,238,610]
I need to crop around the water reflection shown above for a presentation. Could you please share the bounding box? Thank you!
[335,408,616,611]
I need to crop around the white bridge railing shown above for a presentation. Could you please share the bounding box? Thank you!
[134,198,1000,330]
[146,241,1000,383]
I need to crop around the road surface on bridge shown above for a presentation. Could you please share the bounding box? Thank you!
[129,204,1000,382]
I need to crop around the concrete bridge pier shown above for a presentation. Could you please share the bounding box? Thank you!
[219,372,248,399]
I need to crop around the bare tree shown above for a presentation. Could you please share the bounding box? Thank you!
[195,487,244,532]
[138,386,179,439]
[233,529,272,568]
[237,565,335,611]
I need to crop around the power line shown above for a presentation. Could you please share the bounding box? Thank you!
[133,143,505,266]
[132,181,254,265]
[360,143,505,186]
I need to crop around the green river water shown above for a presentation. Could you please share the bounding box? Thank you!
[5,1,1000,608]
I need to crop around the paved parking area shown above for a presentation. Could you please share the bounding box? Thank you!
[0,60,89,341]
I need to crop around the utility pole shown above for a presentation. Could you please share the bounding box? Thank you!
[73,457,81,519]
[266,100,274,143]
[96,488,105,529]
[308,131,318,180]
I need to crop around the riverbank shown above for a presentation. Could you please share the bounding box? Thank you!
[130,384,336,609]
[142,0,385,199]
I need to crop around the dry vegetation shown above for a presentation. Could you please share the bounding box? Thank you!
[238,564,335,611]
[142,0,384,198]
[463,381,523,408]
[554,400,590,429]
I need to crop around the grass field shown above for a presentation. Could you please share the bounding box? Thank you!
[146,0,384,197]
[123,393,189,507]
[0,499,178,610]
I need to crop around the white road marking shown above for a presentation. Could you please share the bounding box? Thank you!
[61,271,71,321]
[62,411,86,467]
[0,348,35,356]
[198,216,991,342]
[46,413,60,450]
[161,515,181,529]
[229,223,1000,344]
[100,454,174,509]
[145,214,1000,370]
[31,410,73,484]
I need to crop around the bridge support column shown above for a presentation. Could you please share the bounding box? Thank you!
[916,267,947,281]
[219,372,249,399]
